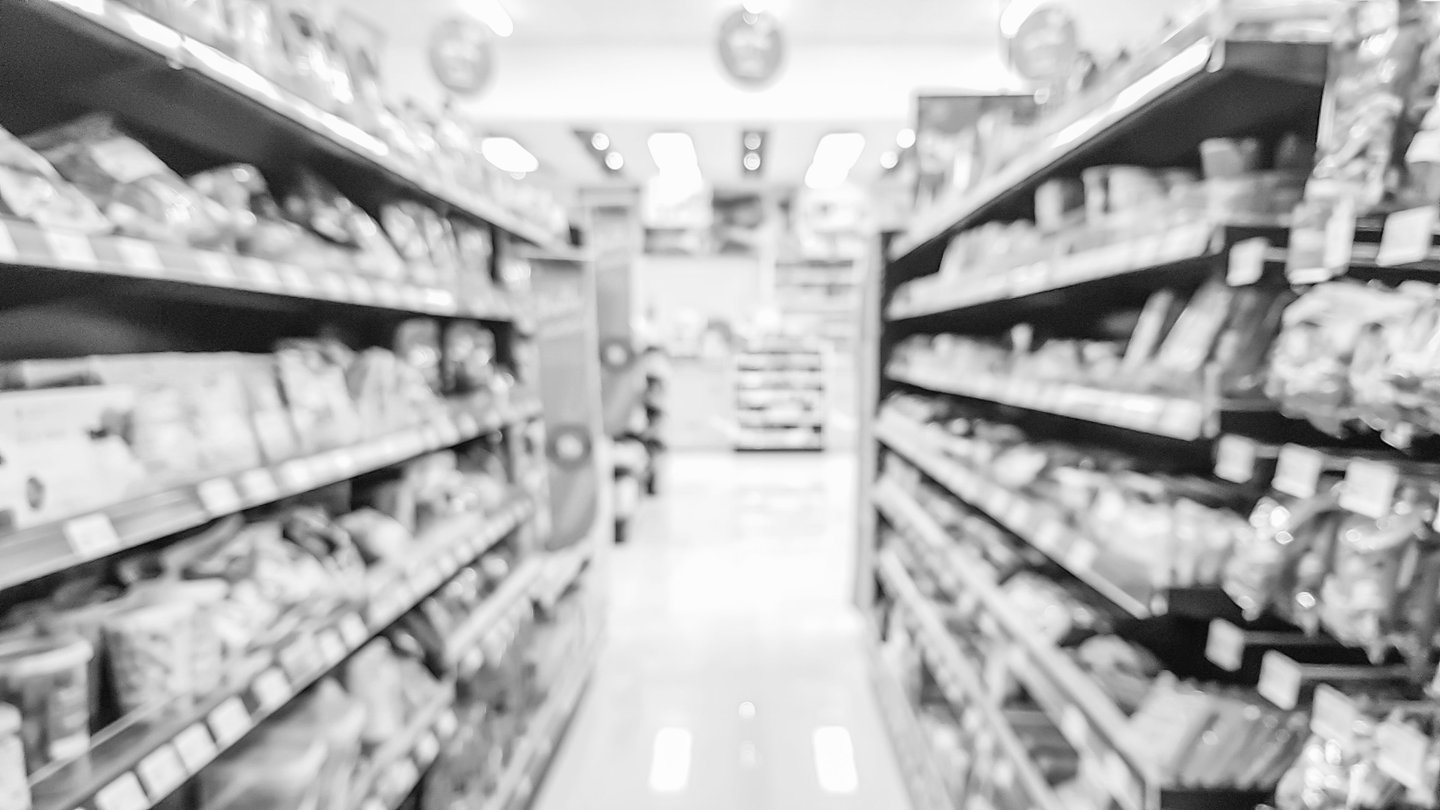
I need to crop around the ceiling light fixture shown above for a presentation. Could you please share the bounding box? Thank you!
[880,151,899,170]
[480,136,538,173]
[743,152,762,172]
[604,151,625,171]
[590,132,610,151]
[804,132,865,190]
[470,0,513,36]
[896,127,916,149]
[743,131,763,151]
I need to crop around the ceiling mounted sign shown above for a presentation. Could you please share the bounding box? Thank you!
[717,8,785,88]
[1006,3,1079,83]
[429,16,495,96]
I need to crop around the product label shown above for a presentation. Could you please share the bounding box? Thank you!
[1340,459,1399,519]
[136,744,186,798]
[1214,435,1258,484]
[207,698,251,747]
[44,229,97,268]
[1226,237,1270,286]
[1258,651,1304,710]
[197,478,242,516]
[95,772,148,810]
[1273,444,1325,499]
[1377,206,1438,267]
[114,237,164,277]
[1205,620,1246,672]
[63,513,121,559]
[173,724,218,773]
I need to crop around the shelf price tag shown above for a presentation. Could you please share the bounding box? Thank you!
[1226,237,1270,286]
[318,630,346,666]
[416,731,440,764]
[115,237,165,277]
[1376,719,1434,793]
[64,513,122,559]
[1205,620,1247,672]
[198,478,243,515]
[238,468,279,503]
[1273,445,1325,499]
[1258,651,1305,710]
[208,697,252,747]
[1378,205,1438,267]
[279,635,322,681]
[194,252,234,283]
[45,229,98,268]
[252,668,291,712]
[1214,436,1258,484]
[277,459,315,492]
[1341,459,1399,520]
[1312,686,1360,742]
[137,744,187,798]
[173,724,219,773]
[340,613,369,648]
[95,772,148,810]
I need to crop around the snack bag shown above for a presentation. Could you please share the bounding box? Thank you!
[0,125,111,234]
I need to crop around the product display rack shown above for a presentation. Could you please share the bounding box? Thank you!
[733,345,827,451]
[857,7,1384,810]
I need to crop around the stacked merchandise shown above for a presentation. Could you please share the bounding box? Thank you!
[0,119,507,313]
[733,344,827,451]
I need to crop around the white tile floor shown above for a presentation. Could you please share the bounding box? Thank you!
[532,451,913,810]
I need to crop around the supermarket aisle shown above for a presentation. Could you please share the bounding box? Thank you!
[532,451,912,810]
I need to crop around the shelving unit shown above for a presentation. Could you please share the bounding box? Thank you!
[733,345,827,451]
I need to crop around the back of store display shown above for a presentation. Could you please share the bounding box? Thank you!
[865,3,1440,810]
[0,2,604,809]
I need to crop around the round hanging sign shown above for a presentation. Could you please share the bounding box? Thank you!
[717,8,785,88]
[1007,4,1079,83]
[429,16,495,96]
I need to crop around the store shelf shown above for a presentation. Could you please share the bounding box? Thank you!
[888,363,1215,440]
[867,642,959,810]
[876,551,1065,810]
[357,685,460,810]
[736,373,826,391]
[443,557,545,673]
[0,399,540,593]
[0,0,567,250]
[890,24,1326,263]
[873,481,1155,810]
[27,497,535,810]
[481,632,603,810]
[0,217,513,320]
[532,545,595,614]
[877,413,1165,618]
[888,220,1280,320]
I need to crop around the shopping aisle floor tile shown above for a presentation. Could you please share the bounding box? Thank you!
[531,451,913,810]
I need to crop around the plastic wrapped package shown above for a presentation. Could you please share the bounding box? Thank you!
[1224,487,1346,624]
[280,169,405,278]
[0,125,111,233]
[273,340,364,452]
[102,600,198,715]
[1146,278,1237,394]
[265,0,341,110]
[24,115,228,246]
[395,319,444,394]
[336,509,412,565]
[0,636,91,774]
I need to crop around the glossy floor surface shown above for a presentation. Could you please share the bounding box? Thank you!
[532,451,912,810]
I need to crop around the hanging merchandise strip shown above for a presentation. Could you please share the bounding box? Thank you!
[355,686,462,810]
[888,363,1211,441]
[479,631,604,810]
[0,218,507,320]
[866,639,959,810]
[1,399,542,593]
[875,413,1155,617]
[35,497,537,810]
[24,0,566,249]
[873,480,1155,810]
[876,552,1066,810]
[888,220,1225,319]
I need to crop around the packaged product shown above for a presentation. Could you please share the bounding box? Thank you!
[395,319,444,393]
[0,635,92,773]
[187,163,271,251]
[331,10,387,128]
[336,508,412,564]
[222,0,281,77]
[1199,137,1264,179]
[1147,278,1237,393]
[0,125,111,233]
[102,600,198,715]
[166,0,227,45]
[280,169,405,278]
[274,340,365,452]
[1033,178,1085,232]
[24,115,228,246]
[443,323,497,395]
[266,0,342,110]
[343,640,406,747]
[1224,486,1345,623]
[0,703,27,810]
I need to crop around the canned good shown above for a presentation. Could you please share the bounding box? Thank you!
[0,635,92,773]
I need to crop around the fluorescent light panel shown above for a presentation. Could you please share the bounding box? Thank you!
[480,137,538,173]
[804,132,864,190]
[472,0,513,36]
[648,727,693,793]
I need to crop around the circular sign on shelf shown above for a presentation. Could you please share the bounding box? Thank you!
[429,16,495,96]
[717,8,785,88]
[601,339,634,369]
[1006,3,1079,83]
[547,425,594,469]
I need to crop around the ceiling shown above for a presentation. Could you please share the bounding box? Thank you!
[346,0,1195,190]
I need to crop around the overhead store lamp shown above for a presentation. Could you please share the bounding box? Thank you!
[480,136,538,174]
[605,152,625,171]
[880,151,899,170]
[896,128,916,149]
[804,132,864,190]
[576,129,625,175]
[741,129,766,175]
[470,0,513,36]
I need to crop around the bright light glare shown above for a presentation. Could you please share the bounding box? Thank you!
[480,137,538,173]
[743,152,762,171]
[999,0,1047,37]
[742,0,767,14]
[605,151,625,170]
[648,132,702,182]
[880,151,899,169]
[896,127,916,149]
[739,701,757,719]
[812,727,859,794]
[804,132,865,190]
[470,0,513,36]
[591,132,610,151]
[743,132,763,150]
[648,728,693,793]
